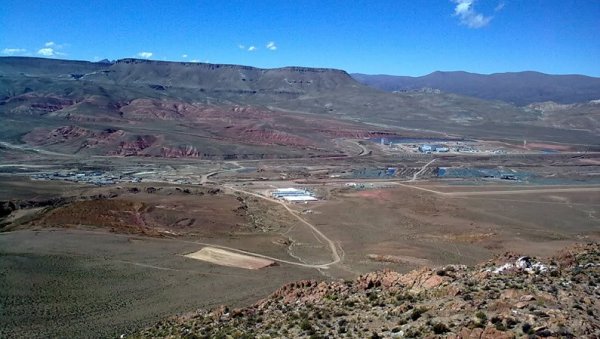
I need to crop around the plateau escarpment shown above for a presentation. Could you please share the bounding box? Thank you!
[1,56,599,160]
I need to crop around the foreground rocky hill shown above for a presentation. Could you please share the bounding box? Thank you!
[132,243,600,338]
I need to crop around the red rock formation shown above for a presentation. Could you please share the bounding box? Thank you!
[160,145,201,158]
[23,126,94,145]
[110,135,157,156]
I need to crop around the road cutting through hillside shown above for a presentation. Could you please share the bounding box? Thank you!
[409,158,436,182]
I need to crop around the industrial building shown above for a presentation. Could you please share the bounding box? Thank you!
[271,188,317,202]
[419,145,433,153]
[419,144,449,153]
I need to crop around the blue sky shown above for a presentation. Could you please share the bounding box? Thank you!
[1,0,599,76]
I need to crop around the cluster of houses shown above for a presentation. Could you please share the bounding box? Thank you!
[31,171,141,185]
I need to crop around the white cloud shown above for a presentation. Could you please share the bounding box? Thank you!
[495,1,505,12]
[36,41,68,57]
[238,44,245,49]
[266,41,277,51]
[452,0,492,28]
[247,46,257,52]
[2,48,26,55]
[37,48,55,56]
[137,51,153,59]
[190,59,200,63]
[182,54,188,58]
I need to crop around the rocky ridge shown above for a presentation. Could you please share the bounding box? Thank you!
[131,243,600,338]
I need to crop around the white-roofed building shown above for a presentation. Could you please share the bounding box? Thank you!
[271,188,317,202]
[281,195,318,202]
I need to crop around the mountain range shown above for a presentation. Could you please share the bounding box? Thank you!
[352,71,600,106]
[1,57,598,160]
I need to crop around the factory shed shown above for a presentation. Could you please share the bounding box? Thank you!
[271,188,317,202]
[281,195,318,202]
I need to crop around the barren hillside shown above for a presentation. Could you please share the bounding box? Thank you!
[133,243,600,338]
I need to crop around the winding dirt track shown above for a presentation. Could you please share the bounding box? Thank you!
[225,185,342,267]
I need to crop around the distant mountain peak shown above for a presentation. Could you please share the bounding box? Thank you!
[352,71,600,105]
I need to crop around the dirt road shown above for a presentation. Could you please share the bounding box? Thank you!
[410,158,436,182]
[445,186,600,196]
[225,185,342,267]
[392,182,600,196]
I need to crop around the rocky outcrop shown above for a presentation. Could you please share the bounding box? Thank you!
[133,243,600,338]
[160,145,201,158]
[0,197,75,227]
[223,127,314,146]
[23,126,94,145]
[2,93,74,115]
[527,101,573,113]
[109,135,157,156]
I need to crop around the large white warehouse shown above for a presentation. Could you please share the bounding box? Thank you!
[271,188,317,202]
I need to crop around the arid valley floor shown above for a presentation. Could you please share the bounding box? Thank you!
[1,140,599,337]
[1,57,599,338]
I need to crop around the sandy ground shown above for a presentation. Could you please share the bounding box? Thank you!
[185,247,275,269]
[0,229,321,339]
[2,172,599,337]
[302,184,600,276]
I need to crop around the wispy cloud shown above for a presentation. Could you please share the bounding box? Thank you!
[137,51,153,59]
[452,0,492,28]
[2,48,26,55]
[181,54,188,58]
[266,41,277,51]
[495,1,505,12]
[247,46,257,52]
[45,41,55,47]
[238,44,245,50]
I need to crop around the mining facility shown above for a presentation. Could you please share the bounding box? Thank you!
[271,188,317,202]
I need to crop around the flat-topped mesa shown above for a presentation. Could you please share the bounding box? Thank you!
[113,58,350,75]
[0,56,357,92]
[114,58,259,71]
[273,66,350,75]
[0,56,106,76]
[104,58,356,91]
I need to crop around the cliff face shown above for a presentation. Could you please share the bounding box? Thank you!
[2,57,599,148]
[0,57,357,94]
[133,243,600,338]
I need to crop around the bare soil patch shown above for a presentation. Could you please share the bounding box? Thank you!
[8,185,251,238]
[306,185,600,275]
[0,229,321,338]
[185,247,275,269]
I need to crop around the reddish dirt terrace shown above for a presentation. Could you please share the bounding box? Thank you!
[29,189,249,237]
